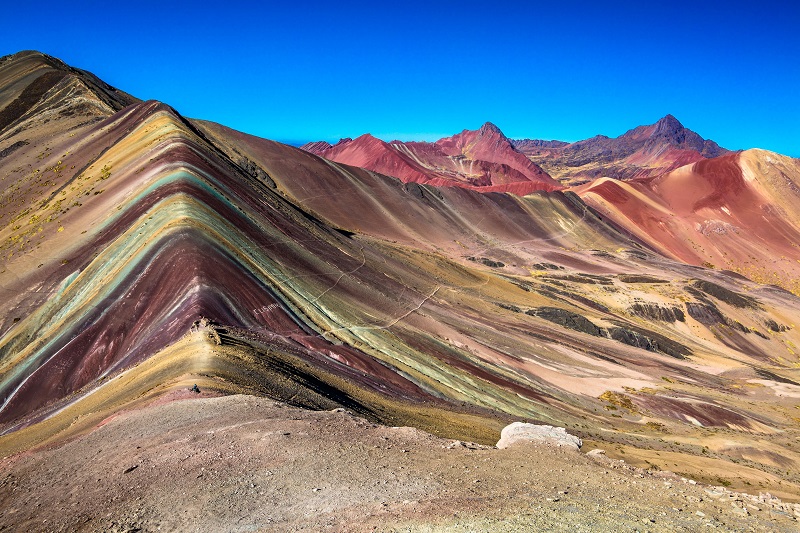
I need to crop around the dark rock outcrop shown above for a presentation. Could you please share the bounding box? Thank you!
[686,302,726,325]
[617,274,669,284]
[468,257,505,268]
[628,303,685,322]
[765,319,788,332]
[0,140,29,159]
[527,307,603,337]
[607,324,690,359]
[239,157,276,188]
[690,280,760,309]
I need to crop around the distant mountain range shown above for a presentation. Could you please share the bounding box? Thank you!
[303,122,560,195]
[514,114,729,183]
[303,114,730,188]
[3,51,800,503]
[303,116,800,291]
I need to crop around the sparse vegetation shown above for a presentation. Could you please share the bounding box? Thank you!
[599,391,637,413]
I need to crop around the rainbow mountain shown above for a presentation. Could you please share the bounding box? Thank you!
[1,51,800,498]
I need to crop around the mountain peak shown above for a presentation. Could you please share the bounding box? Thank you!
[299,140,333,154]
[1,49,52,64]
[479,121,504,135]
[654,114,685,134]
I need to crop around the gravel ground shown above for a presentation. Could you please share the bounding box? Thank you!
[1,392,797,532]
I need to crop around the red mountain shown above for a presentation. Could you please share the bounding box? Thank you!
[302,122,562,194]
[574,149,800,292]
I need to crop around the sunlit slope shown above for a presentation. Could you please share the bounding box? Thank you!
[198,120,632,260]
[0,101,481,425]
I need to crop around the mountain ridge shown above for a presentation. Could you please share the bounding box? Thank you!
[0,50,138,135]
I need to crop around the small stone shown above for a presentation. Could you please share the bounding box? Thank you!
[730,505,749,517]
[695,511,705,517]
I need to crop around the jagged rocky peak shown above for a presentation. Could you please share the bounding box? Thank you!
[650,114,696,145]
[647,114,727,156]
[478,121,504,135]
[654,113,683,132]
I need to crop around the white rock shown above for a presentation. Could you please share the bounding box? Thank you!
[496,422,582,450]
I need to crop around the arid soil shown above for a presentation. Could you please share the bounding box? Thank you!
[1,392,797,532]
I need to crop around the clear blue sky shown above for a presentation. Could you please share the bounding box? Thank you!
[3,1,799,155]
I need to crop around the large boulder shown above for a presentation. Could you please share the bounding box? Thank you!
[496,422,582,450]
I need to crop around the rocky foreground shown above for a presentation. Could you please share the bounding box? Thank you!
[1,392,797,532]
